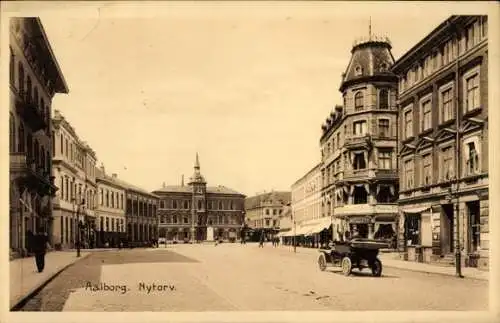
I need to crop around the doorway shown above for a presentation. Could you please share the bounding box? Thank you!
[440,204,454,255]
[467,201,480,253]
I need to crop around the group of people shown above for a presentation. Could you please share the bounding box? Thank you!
[258,232,280,248]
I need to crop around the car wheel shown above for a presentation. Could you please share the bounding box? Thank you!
[371,258,382,277]
[341,257,352,276]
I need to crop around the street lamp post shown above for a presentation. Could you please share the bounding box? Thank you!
[293,220,296,253]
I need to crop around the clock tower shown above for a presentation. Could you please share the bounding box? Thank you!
[188,153,207,242]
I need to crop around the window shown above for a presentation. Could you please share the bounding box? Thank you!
[173,200,177,209]
[198,200,202,209]
[379,89,389,109]
[354,91,364,111]
[378,150,392,169]
[353,152,366,170]
[184,200,188,209]
[273,209,277,215]
[404,159,414,189]
[18,62,24,95]
[465,73,480,112]
[336,132,340,147]
[353,186,368,204]
[353,121,367,136]
[9,113,16,153]
[422,153,432,186]
[465,142,480,175]
[354,65,363,76]
[265,209,270,215]
[265,219,270,226]
[378,119,390,137]
[404,108,413,138]
[17,124,25,153]
[10,48,15,85]
[421,99,432,131]
[440,87,454,122]
[183,217,188,224]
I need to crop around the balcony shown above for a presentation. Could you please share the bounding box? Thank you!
[344,169,371,181]
[10,152,57,196]
[374,169,398,180]
[344,135,372,150]
[13,94,47,132]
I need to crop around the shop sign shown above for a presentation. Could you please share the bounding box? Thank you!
[349,216,372,224]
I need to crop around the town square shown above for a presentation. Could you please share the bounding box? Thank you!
[3,1,497,322]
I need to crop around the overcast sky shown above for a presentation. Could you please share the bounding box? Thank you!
[18,2,489,196]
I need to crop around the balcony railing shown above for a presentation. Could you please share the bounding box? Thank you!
[10,152,55,195]
[13,94,47,132]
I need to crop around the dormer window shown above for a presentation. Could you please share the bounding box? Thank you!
[354,65,363,76]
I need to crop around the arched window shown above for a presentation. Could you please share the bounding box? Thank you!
[10,113,16,153]
[354,65,363,76]
[379,89,389,109]
[18,62,24,95]
[354,91,364,111]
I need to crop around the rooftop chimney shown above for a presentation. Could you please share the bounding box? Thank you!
[181,175,184,187]
[162,182,166,188]
[112,173,117,179]
[100,163,105,173]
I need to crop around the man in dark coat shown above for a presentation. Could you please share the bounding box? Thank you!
[33,227,50,273]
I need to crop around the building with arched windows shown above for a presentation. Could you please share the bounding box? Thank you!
[392,15,488,269]
[9,18,69,257]
[319,31,399,242]
[52,110,98,249]
[153,154,246,243]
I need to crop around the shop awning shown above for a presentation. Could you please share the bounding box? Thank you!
[402,206,430,214]
[276,230,292,237]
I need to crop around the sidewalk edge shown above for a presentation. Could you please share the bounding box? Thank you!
[382,263,489,281]
[10,253,91,311]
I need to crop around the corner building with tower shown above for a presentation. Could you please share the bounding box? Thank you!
[319,33,399,241]
[153,154,246,243]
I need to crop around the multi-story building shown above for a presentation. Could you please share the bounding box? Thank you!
[51,110,98,249]
[289,163,329,245]
[245,190,291,240]
[9,17,69,256]
[392,15,488,269]
[319,32,399,242]
[153,154,246,242]
[125,180,159,246]
[95,165,127,247]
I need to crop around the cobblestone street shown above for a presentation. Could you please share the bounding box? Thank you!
[18,244,488,311]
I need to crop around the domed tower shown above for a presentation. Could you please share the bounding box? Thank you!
[188,153,207,242]
[320,21,399,241]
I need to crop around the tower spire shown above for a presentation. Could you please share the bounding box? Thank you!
[369,16,372,40]
[181,174,184,187]
[195,152,200,169]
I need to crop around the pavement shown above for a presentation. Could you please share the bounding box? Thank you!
[11,243,488,311]
[9,250,90,310]
[274,244,489,281]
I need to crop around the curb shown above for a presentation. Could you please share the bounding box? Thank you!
[380,263,489,281]
[10,253,92,311]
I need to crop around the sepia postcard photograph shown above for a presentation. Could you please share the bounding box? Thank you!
[1,1,499,323]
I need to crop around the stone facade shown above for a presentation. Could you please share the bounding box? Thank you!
[51,110,98,249]
[9,17,69,256]
[245,191,291,235]
[95,166,127,247]
[154,154,246,243]
[392,15,489,269]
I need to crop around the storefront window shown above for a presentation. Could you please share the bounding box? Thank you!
[405,214,421,245]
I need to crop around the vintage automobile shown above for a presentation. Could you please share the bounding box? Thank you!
[317,239,389,277]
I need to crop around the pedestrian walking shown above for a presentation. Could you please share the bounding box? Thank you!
[33,227,50,273]
[259,232,265,248]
